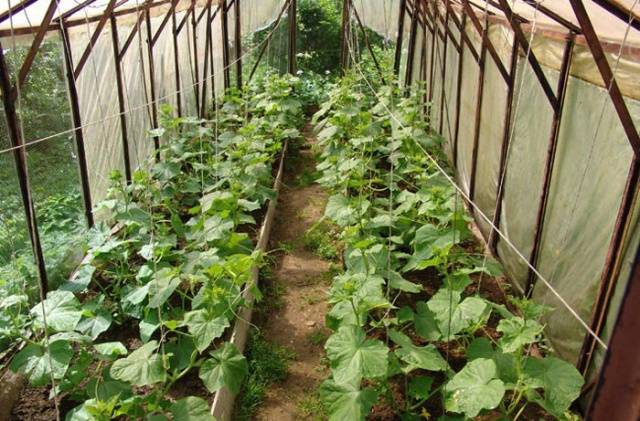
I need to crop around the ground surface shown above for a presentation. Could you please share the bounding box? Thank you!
[253,124,331,421]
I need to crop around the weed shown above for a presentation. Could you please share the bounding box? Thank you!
[303,220,339,260]
[303,293,323,305]
[297,388,326,421]
[295,167,319,187]
[306,328,329,346]
[277,241,295,254]
[235,330,295,420]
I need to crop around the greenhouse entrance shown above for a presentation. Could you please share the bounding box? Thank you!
[0,0,639,420]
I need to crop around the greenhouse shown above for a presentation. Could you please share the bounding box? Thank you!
[0,0,638,419]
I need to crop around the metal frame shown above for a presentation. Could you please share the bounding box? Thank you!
[400,0,640,408]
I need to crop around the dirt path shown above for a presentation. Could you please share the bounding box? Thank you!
[253,123,331,421]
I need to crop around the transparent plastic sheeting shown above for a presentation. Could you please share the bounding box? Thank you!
[351,0,399,42]
[422,15,640,367]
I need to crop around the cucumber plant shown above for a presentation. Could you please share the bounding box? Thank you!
[8,74,306,420]
[314,71,584,420]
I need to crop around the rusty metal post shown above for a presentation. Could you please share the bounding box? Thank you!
[110,16,132,184]
[0,43,48,294]
[234,0,242,87]
[469,22,488,201]
[145,11,160,157]
[426,2,437,109]
[171,7,182,117]
[60,24,95,228]
[201,2,212,117]
[288,0,297,75]
[438,1,450,135]
[393,0,407,76]
[490,37,519,253]
[191,0,201,115]
[339,0,352,75]
[453,14,466,167]
[221,0,231,90]
[587,232,640,419]
[404,0,419,89]
[525,33,575,295]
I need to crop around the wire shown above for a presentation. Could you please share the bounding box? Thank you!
[0,0,291,157]
[346,15,608,351]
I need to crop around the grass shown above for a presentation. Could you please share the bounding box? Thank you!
[234,330,295,420]
[295,167,320,187]
[297,388,326,421]
[303,220,340,261]
[306,328,329,346]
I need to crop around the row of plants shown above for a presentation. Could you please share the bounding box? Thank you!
[5,74,306,420]
[312,71,584,420]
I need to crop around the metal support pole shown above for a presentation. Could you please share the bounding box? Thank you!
[490,37,519,253]
[191,0,201,115]
[110,16,132,184]
[339,0,351,75]
[221,0,231,90]
[393,0,407,76]
[438,1,450,135]
[404,0,419,89]
[453,14,466,167]
[587,232,640,419]
[469,25,487,201]
[0,43,48,294]
[288,0,297,75]
[60,24,94,228]
[171,8,182,117]
[426,2,437,113]
[145,11,160,157]
[235,0,242,87]
[201,2,212,117]
[525,33,575,295]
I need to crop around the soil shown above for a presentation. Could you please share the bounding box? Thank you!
[252,123,332,421]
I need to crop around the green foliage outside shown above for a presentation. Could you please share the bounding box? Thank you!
[0,41,85,329]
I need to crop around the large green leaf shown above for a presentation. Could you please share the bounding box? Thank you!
[444,358,505,418]
[522,356,584,416]
[325,326,388,384]
[10,340,73,386]
[325,194,357,227]
[31,290,83,332]
[61,265,95,292]
[320,379,378,421]
[199,342,248,394]
[76,309,112,340]
[388,330,447,373]
[183,310,229,352]
[414,301,441,341]
[496,317,543,353]
[170,397,216,421]
[427,289,488,339]
[148,268,181,308]
[110,340,166,386]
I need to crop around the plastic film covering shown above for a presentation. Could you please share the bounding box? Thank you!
[586,198,640,385]
[531,76,640,363]
[440,22,459,161]
[454,20,479,195]
[472,24,511,238]
[69,20,126,208]
[398,8,410,86]
[351,0,399,41]
[422,6,640,368]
